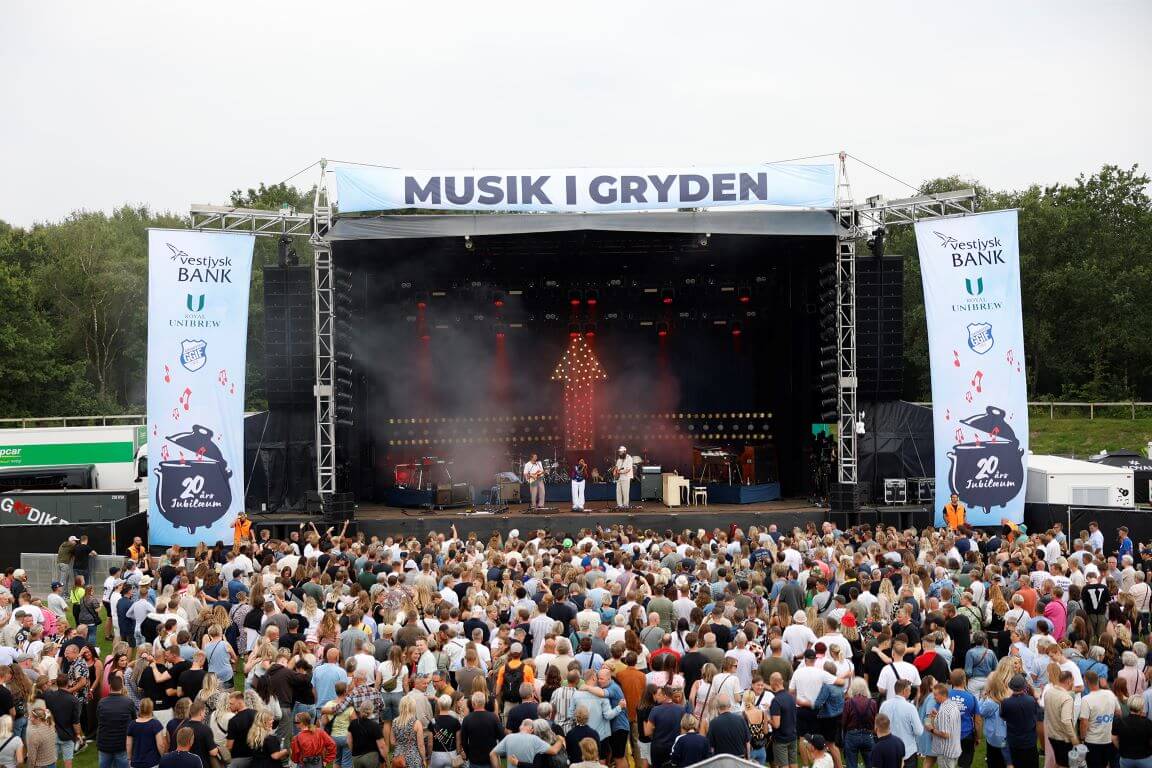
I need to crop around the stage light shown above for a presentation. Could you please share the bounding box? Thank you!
[585,289,599,306]
[569,289,583,306]
[820,344,837,357]
[738,286,751,304]
[491,290,505,308]
[818,272,836,291]
[661,288,674,305]
[657,322,669,337]
[415,292,428,309]
[584,323,597,338]
[419,332,431,342]
[568,322,580,338]
[731,322,743,337]
[464,235,474,251]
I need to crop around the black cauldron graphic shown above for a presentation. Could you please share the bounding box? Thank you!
[947,406,1025,512]
[154,425,233,534]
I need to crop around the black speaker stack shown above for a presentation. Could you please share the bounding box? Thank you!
[856,254,904,400]
[264,266,315,406]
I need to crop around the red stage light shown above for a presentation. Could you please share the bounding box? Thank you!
[419,333,430,342]
[417,301,427,309]
[570,298,581,306]
[662,296,673,305]
[739,295,750,304]
[657,322,669,337]
[731,324,743,337]
[586,297,598,306]
[495,331,505,339]
[494,299,504,308]
[584,330,595,338]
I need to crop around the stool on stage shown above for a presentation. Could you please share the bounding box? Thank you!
[692,486,708,506]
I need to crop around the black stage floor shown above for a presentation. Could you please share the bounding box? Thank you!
[249,499,931,540]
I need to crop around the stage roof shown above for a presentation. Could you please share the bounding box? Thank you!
[328,209,840,241]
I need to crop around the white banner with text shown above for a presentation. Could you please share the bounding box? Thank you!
[146,229,254,547]
[915,210,1029,527]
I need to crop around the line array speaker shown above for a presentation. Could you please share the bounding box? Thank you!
[264,266,315,405]
[856,255,904,400]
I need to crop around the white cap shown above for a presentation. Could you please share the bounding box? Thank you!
[508,529,520,539]
[793,610,807,623]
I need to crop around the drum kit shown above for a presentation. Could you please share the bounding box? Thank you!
[393,456,455,490]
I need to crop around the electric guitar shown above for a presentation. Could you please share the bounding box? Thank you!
[525,466,544,483]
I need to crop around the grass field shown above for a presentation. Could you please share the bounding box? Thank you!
[1028,415,1152,457]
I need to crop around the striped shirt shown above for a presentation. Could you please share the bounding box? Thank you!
[930,698,963,759]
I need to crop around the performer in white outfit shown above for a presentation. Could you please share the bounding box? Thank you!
[570,457,588,511]
[523,453,545,509]
[613,446,634,508]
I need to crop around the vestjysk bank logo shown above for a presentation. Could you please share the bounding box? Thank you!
[934,231,1006,268]
[966,322,994,354]
[180,339,208,372]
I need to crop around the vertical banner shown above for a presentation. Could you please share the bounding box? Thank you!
[915,210,1029,527]
[147,230,254,547]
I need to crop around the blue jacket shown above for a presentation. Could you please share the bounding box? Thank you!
[813,682,846,718]
[670,732,709,767]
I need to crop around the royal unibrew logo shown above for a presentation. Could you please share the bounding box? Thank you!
[186,294,205,312]
[965,278,983,296]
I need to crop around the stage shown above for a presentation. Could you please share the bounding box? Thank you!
[252,495,823,539]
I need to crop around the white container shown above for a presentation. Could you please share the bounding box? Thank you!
[1025,453,1135,508]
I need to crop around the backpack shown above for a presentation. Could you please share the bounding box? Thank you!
[501,662,525,703]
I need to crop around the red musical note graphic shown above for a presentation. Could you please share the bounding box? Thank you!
[953,350,961,368]
[229,382,235,396]
[171,407,180,421]
[1006,349,1015,366]
[179,387,192,411]
[991,426,1001,441]
[160,445,170,461]
[218,369,228,386]
[163,364,171,384]
[179,451,186,465]
[954,427,965,444]
[965,392,974,403]
[944,409,951,421]
[195,446,206,462]
[151,424,157,437]
[971,370,984,393]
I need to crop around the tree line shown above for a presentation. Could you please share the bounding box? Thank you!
[0,166,1148,418]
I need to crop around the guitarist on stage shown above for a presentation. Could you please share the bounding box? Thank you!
[523,453,545,510]
[612,445,634,508]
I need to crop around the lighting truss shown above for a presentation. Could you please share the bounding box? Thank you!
[853,188,978,228]
[188,204,314,237]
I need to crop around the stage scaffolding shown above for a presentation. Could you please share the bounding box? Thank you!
[188,160,978,503]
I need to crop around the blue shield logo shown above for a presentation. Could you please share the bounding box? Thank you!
[179,339,208,372]
[966,322,994,355]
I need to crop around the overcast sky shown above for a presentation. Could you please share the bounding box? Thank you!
[1,0,1149,227]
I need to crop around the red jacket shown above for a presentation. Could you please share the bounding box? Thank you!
[291,728,337,766]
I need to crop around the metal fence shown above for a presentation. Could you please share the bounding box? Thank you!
[0,414,146,429]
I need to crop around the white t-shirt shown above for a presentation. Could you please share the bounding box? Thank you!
[523,461,543,481]
[782,625,817,660]
[876,661,922,700]
[790,664,836,706]
[1080,689,1119,744]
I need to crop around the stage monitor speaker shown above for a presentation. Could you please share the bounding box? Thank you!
[324,492,355,520]
[435,484,452,507]
[264,266,315,406]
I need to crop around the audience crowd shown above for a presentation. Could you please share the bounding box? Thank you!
[0,517,1149,768]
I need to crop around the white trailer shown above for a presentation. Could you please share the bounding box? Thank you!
[1025,453,1135,508]
[0,425,146,492]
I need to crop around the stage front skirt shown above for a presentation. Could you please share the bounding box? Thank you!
[146,229,254,546]
[915,211,1029,527]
